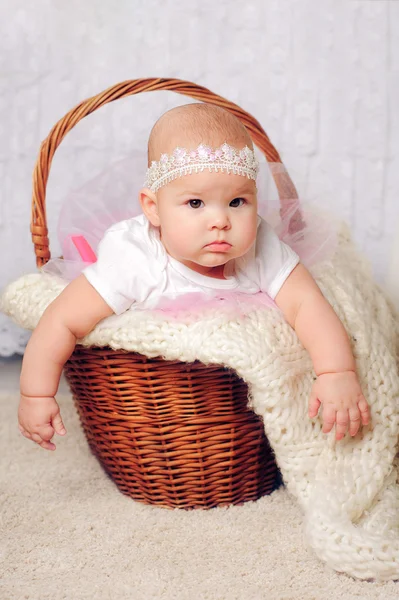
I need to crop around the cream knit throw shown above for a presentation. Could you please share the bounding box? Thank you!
[2,222,399,582]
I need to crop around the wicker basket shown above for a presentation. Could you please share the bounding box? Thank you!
[31,78,303,509]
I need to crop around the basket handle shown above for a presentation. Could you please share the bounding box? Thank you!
[31,77,303,267]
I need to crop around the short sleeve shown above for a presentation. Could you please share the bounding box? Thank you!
[237,217,300,299]
[82,218,165,315]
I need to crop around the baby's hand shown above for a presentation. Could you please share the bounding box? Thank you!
[308,371,370,441]
[18,394,67,451]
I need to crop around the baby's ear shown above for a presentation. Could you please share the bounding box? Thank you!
[139,188,160,227]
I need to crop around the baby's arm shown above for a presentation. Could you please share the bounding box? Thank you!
[19,274,114,451]
[274,263,370,440]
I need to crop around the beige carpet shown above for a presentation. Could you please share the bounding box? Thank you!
[1,392,398,600]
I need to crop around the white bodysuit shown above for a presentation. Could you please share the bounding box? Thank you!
[82,214,300,315]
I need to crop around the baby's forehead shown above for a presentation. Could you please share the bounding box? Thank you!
[167,170,257,195]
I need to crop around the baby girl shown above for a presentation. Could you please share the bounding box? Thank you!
[18,103,370,450]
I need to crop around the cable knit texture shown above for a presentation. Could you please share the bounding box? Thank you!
[1,221,399,581]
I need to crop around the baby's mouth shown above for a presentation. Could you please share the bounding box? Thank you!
[205,241,232,252]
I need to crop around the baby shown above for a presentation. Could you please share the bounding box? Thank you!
[18,103,370,451]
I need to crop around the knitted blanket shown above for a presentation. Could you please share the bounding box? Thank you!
[2,222,399,581]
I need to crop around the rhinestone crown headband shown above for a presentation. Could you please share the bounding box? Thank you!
[145,142,259,192]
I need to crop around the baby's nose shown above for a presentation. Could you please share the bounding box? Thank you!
[209,211,231,229]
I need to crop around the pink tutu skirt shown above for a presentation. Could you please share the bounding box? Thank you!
[41,155,339,317]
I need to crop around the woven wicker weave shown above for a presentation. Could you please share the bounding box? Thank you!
[31,78,302,509]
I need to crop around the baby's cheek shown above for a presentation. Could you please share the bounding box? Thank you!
[240,221,258,248]
[172,225,192,242]
[164,226,194,252]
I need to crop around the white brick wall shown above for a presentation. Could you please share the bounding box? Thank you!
[0,0,398,355]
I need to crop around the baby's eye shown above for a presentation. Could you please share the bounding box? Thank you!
[187,199,203,209]
[230,197,246,208]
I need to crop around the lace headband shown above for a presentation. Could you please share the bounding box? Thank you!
[144,142,260,192]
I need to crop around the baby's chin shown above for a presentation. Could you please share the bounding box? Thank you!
[181,255,229,271]
[196,255,231,267]
[200,249,246,264]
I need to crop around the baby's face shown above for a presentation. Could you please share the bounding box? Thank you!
[154,170,258,277]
